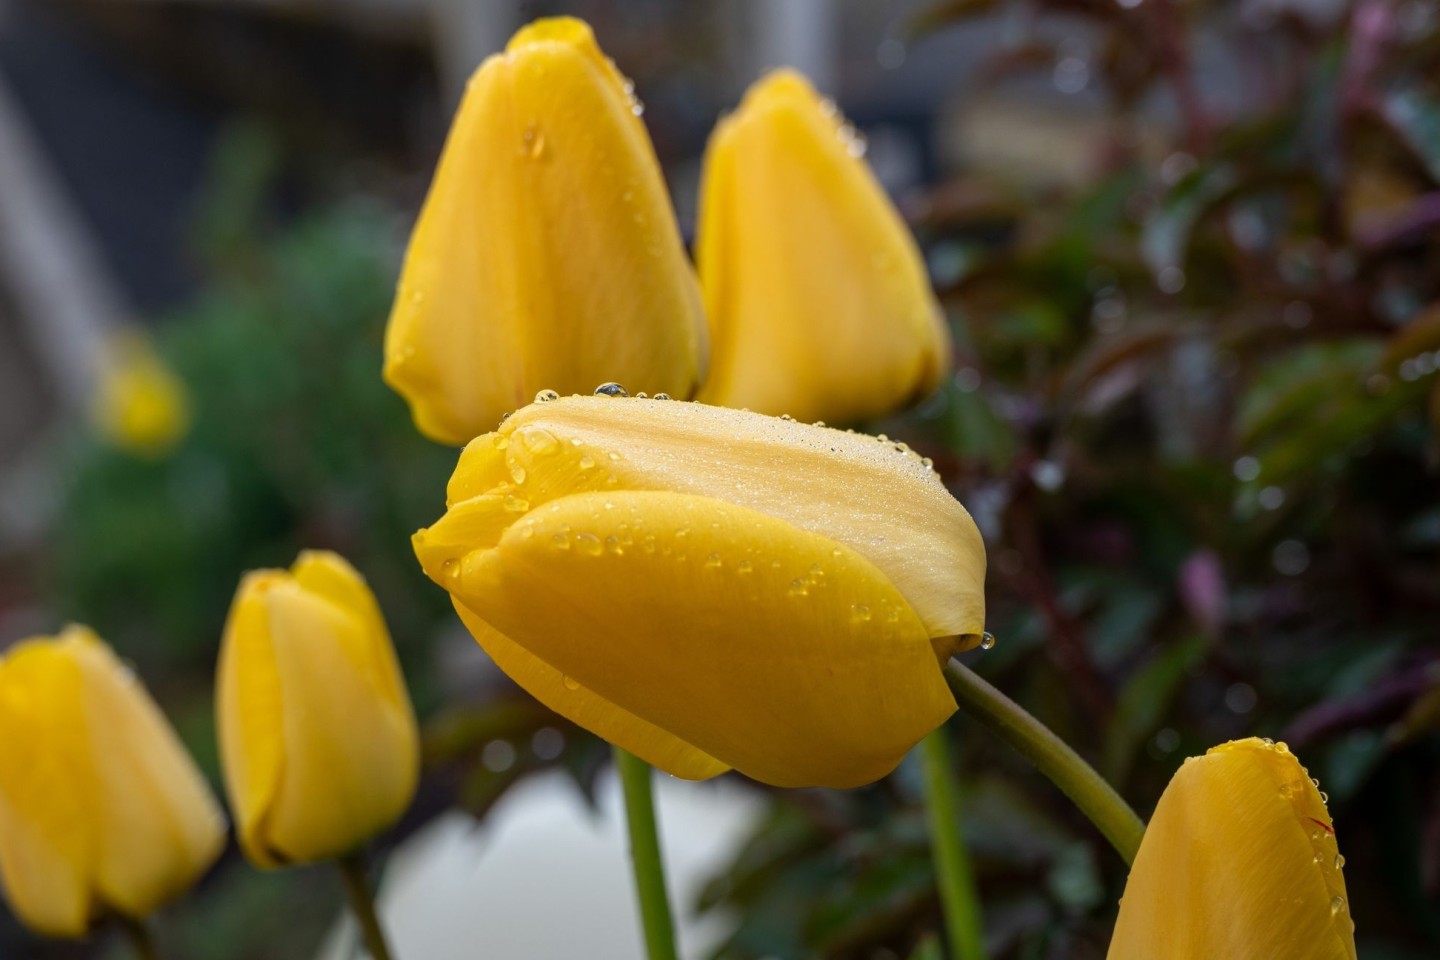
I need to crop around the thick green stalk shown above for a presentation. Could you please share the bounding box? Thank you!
[337,851,396,960]
[920,724,985,959]
[943,661,1146,864]
[614,746,680,960]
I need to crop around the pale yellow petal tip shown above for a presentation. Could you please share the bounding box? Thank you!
[506,15,596,53]
[290,549,356,582]
[746,68,822,109]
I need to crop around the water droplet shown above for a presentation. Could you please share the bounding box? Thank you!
[441,558,459,581]
[885,608,901,623]
[1334,854,1345,869]
[594,382,629,397]
[520,427,559,455]
[1311,777,1321,787]
[813,420,826,428]
[492,434,510,450]
[535,388,560,403]
[562,675,581,691]
[877,433,890,442]
[1319,791,1329,803]
[522,124,546,158]
[653,392,671,400]
[788,578,809,597]
[575,533,603,557]
[507,461,527,484]
[1330,896,1344,916]
[736,559,753,575]
[520,524,534,540]
[922,457,935,470]
[607,451,622,461]
[979,632,997,650]
[578,454,596,470]
[631,99,645,117]
[503,495,529,513]
[851,604,872,623]
[635,392,648,399]
[705,552,723,569]
[1262,737,1275,747]
[780,413,795,421]
[605,535,623,555]
[551,533,570,551]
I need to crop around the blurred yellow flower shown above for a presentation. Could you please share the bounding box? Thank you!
[1109,737,1357,960]
[384,17,708,446]
[412,394,986,788]
[92,330,189,457]
[696,70,952,424]
[216,551,419,867]
[0,626,224,938]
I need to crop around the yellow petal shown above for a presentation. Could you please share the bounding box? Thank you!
[0,627,223,938]
[451,602,729,780]
[696,70,950,424]
[421,396,985,641]
[446,489,956,787]
[1108,738,1357,960]
[92,330,190,458]
[216,553,419,867]
[0,641,94,937]
[66,627,225,919]
[383,16,707,445]
[216,572,288,866]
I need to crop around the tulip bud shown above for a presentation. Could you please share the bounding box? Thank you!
[216,551,419,867]
[0,626,224,938]
[696,70,951,424]
[412,394,986,788]
[384,17,708,445]
[1109,738,1357,960]
[93,330,190,458]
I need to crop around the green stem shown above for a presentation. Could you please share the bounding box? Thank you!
[920,724,985,960]
[117,915,160,960]
[943,660,1146,865]
[614,746,680,960]
[337,850,396,960]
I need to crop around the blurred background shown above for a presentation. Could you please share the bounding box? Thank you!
[1,0,1438,957]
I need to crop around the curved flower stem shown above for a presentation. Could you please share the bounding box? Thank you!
[117,915,160,960]
[614,746,680,960]
[337,850,396,960]
[920,724,985,959]
[943,660,1146,865]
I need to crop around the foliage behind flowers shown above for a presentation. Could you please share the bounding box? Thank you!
[46,198,456,678]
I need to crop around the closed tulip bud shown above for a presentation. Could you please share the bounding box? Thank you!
[412,394,986,788]
[384,17,708,445]
[696,70,951,424]
[1109,738,1357,960]
[0,626,224,938]
[93,330,190,458]
[216,551,419,867]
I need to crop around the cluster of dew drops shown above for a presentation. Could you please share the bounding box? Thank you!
[1248,737,1349,920]
[511,383,995,652]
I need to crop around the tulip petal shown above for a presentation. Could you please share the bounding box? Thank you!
[383,16,706,444]
[448,490,956,787]
[0,642,94,937]
[66,627,224,918]
[435,397,986,641]
[451,602,729,780]
[257,581,419,864]
[1108,738,1357,960]
[216,572,288,866]
[696,70,950,424]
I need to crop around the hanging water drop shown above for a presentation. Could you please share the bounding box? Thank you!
[979,632,997,650]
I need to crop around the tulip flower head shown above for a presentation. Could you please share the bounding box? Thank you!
[413,392,986,788]
[216,551,419,867]
[1109,737,1357,960]
[93,330,190,458]
[696,70,952,425]
[0,626,224,938]
[384,17,708,445]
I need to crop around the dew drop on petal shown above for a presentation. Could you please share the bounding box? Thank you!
[535,389,560,403]
[594,382,629,397]
[979,632,997,650]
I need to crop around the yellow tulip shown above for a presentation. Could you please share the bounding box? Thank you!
[0,626,224,938]
[696,70,952,424]
[93,330,190,458]
[1109,738,1357,960]
[412,394,986,788]
[384,17,708,445]
[216,551,419,867]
